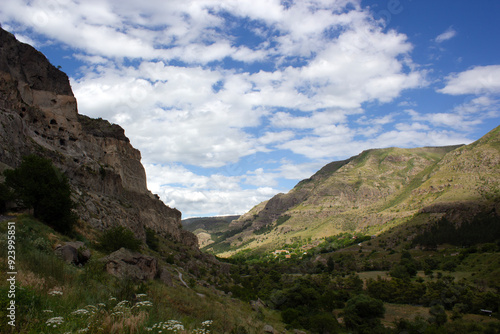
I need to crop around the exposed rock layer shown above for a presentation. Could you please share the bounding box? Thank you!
[0,28,197,248]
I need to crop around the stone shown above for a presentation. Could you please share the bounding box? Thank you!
[263,325,274,333]
[55,241,91,265]
[250,298,266,312]
[159,266,174,287]
[293,330,306,334]
[102,248,158,281]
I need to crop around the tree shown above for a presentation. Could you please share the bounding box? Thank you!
[343,294,385,334]
[429,304,447,326]
[145,227,159,251]
[98,225,142,253]
[4,155,77,233]
[307,313,339,334]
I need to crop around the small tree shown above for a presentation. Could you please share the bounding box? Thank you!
[4,155,76,233]
[98,226,142,253]
[343,294,385,334]
[429,304,447,326]
[145,227,159,251]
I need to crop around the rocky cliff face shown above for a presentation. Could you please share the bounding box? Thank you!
[0,28,197,248]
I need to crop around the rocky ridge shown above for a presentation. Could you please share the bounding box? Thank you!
[0,27,196,248]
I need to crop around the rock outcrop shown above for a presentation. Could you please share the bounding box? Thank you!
[0,27,197,248]
[55,241,91,266]
[102,248,158,281]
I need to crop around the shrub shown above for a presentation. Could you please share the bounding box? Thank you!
[98,226,142,253]
[0,182,13,213]
[343,294,385,334]
[145,227,159,252]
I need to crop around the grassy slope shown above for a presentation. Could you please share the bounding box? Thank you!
[211,126,500,258]
[0,215,286,333]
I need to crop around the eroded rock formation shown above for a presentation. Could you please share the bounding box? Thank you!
[0,27,197,248]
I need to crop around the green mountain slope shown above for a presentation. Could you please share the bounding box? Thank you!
[206,126,500,257]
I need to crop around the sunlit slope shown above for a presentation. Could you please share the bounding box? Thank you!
[207,125,500,257]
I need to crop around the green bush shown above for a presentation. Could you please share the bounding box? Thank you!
[145,227,159,251]
[98,225,142,253]
[0,182,13,213]
[343,294,385,334]
[3,155,77,234]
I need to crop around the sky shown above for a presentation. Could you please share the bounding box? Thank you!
[1,0,500,218]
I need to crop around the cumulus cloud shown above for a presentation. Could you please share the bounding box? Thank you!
[3,0,486,217]
[438,65,500,95]
[144,163,280,217]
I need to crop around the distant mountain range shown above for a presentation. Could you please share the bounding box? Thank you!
[196,126,500,257]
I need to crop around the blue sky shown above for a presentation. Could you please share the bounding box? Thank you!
[1,0,499,218]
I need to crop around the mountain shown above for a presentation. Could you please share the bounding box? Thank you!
[206,128,500,257]
[182,215,240,247]
[0,27,198,247]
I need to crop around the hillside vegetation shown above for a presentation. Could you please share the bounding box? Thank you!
[203,126,499,258]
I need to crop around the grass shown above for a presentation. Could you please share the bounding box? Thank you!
[382,303,431,327]
[0,215,287,333]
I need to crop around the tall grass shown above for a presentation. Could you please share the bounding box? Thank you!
[0,216,283,333]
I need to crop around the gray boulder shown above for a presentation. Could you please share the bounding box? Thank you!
[102,248,158,281]
[263,325,275,333]
[55,241,91,265]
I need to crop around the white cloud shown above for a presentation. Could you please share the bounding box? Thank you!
[439,65,500,95]
[406,97,500,132]
[4,0,490,218]
[435,27,457,43]
[144,163,281,217]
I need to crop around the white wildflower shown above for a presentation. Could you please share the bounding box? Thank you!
[46,316,64,327]
[132,300,153,309]
[136,293,147,298]
[72,309,90,316]
[85,305,98,314]
[48,290,63,296]
[43,309,53,313]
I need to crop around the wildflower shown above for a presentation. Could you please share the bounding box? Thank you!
[48,290,63,296]
[132,300,153,310]
[72,309,90,316]
[136,293,147,298]
[43,309,53,313]
[147,320,185,333]
[46,316,64,327]
[85,305,98,313]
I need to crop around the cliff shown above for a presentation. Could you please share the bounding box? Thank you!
[0,28,197,248]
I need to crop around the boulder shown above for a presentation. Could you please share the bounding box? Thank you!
[55,241,91,265]
[101,248,158,281]
[159,266,174,287]
[263,325,274,333]
[250,298,266,312]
